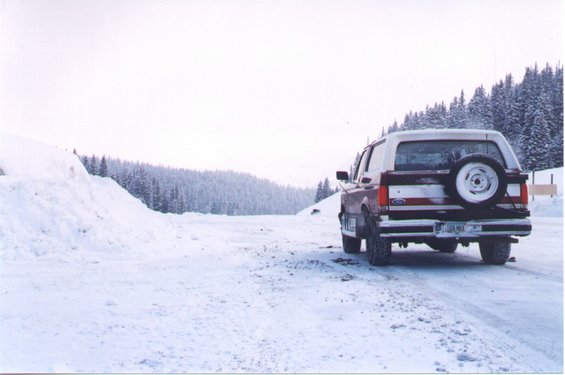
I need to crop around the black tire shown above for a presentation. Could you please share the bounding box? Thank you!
[426,239,458,253]
[445,153,507,210]
[479,242,511,265]
[342,235,361,254]
[365,215,391,266]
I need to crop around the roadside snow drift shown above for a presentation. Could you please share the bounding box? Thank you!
[0,134,183,259]
[0,134,562,373]
[297,192,341,217]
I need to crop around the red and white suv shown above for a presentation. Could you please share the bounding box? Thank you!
[336,129,531,266]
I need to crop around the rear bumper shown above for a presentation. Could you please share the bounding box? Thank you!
[379,218,531,239]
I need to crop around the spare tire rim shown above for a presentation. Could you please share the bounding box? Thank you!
[455,162,499,203]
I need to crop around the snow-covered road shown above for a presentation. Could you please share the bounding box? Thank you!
[1,213,562,373]
[0,135,562,373]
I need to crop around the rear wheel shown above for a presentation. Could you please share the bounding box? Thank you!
[342,235,361,254]
[365,215,391,266]
[480,242,511,265]
[426,239,458,253]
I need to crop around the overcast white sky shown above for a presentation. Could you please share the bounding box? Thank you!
[1,0,562,187]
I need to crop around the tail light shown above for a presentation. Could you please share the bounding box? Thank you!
[520,183,529,205]
[378,185,389,207]
[378,172,389,211]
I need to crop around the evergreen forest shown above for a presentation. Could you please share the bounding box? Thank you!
[386,63,563,171]
[314,177,339,203]
[79,154,316,216]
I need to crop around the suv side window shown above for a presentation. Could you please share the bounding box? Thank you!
[353,149,370,182]
[367,140,386,173]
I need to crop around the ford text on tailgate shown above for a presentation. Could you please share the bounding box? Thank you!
[336,129,531,266]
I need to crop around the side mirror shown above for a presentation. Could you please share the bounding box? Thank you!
[336,171,349,181]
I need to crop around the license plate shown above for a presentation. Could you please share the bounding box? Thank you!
[443,223,465,234]
[438,222,481,235]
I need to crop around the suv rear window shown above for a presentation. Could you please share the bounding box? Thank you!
[394,141,506,171]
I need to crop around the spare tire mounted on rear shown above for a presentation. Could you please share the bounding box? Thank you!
[445,153,507,209]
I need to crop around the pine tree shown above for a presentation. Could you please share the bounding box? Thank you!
[538,91,558,168]
[490,80,506,133]
[99,156,108,178]
[502,74,522,150]
[150,177,161,211]
[552,65,563,133]
[81,155,90,173]
[322,178,332,199]
[388,120,399,134]
[550,65,564,166]
[520,66,541,131]
[468,86,491,129]
[315,181,323,203]
[90,155,98,175]
[446,92,469,129]
[523,104,551,171]
[414,111,425,129]
[140,167,152,206]
[446,96,459,128]
[170,185,185,214]
[402,111,415,130]
[178,194,186,214]
[533,108,551,170]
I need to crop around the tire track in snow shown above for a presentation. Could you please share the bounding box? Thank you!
[371,248,562,373]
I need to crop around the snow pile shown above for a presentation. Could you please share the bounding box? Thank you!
[529,196,563,217]
[296,192,340,217]
[0,133,181,259]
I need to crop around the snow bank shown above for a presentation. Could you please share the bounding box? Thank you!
[529,196,563,217]
[296,192,340,217]
[0,133,180,259]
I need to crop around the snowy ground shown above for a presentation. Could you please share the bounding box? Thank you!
[0,134,563,373]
